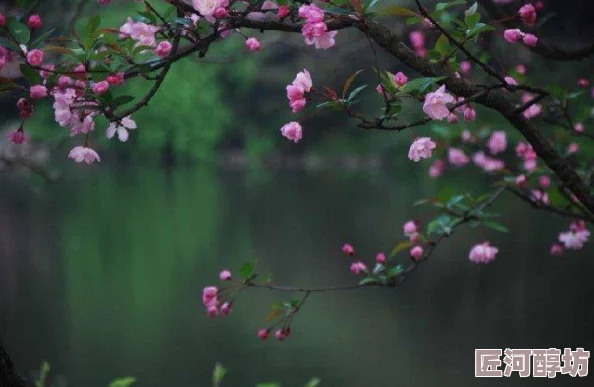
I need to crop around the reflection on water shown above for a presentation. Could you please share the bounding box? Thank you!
[1,166,593,386]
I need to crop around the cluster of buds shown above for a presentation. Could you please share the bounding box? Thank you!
[201,270,233,318]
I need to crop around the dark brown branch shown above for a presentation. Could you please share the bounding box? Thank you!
[507,187,594,223]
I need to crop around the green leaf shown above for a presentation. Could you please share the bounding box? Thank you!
[434,34,451,57]
[464,13,480,29]
[389,240,411,257]
[467,23,494,38]
[446,195,466,209]
[0,37,21,52]
[435,0,465,11]
[482,221,509,233]
[20,63,42,84]
[112,95,136,106]
[108,377,136,387]
[303,378,322,387]
[359,277,380,285]
[85,15,101,37]
[342,69,364,98]
[465,2,478,17]
[239,262,254,280]
[212,363,227,387]
[376,6,417,17]
[387,265,405,278]
[6,18,30,44]
[348,85,368,102]
[426,215,453,235]
[35,361,50,387]
[30,28,56,49]
[402,76,447,94]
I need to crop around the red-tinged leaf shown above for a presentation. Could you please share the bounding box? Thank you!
[324,86,338,100]
[390,240,411,257]
[342,69,364,98]
[350,0,363,13]
[377,6,418,17]
[264,309,283,322]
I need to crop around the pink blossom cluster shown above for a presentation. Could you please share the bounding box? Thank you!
[403,221,424,259]
[472,151,505,173]
[298,4,337,49]
[408,137,436,162]
[286,69,313,113]
[558,221,590,250]
[468,242,499,264]
[119,17,160,47]
[516,142,538,172]
[503,29,538,47]
[520,93,542,119]
[202,285,232,318]
[376,71,408,94]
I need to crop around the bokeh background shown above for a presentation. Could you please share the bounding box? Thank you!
[1,0,594,386]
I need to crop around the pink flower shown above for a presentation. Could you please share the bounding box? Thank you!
[193,0,218,17]
[504,76,518,86]
[559,229,590,250]
[277,6,290,18]
[6,129,28,144]
[286,84,305,101]
[516,64,526,74]
[487,131,507,154]
[305,30,337,49]
[531,189,549,205]
[468,242,499,264]
[130,22,160,47]
[92,81,109,95]
[515,174,527,187]
[342,243,355,255]
[463,106,476,122]
[202,286,218,301]
[550,244,564,256]
[119,17,135,38]
[460,61,471,74]
[521,93,542,119]
[423,85,454,120]
[106,72,125,86]
[394,72,408,87]
[410,246,423,260]
[428,159,445,178]
[375,252,386,264]
[153,40,172,58]
[523,34,538,47]
[245,37,260,51]
[403,220,417,237]
[539,175,550,188]
[504,29,523,43]
[106,116,136,142]
[219,270,231,281]
[567,142,579,154]
[280,121,303,143]
[577,78,589,88]
[302,22,327,39]
[289,98,306,113]
[220,302,232,316]
[274,329,287,341]
[68,146,101,164]
[293,70,313,92]
[298,4,324,23]
[29,85,47,99]
[408,137,436,162]
[472,151,505,172]
[448,147,469,166]
[518,4,536,26]
[574,123,584,133]
[350,261,367,275]
[27,14,42,29]
[409,31,425,48]
[26,49,44,66]
[257,329,269,340]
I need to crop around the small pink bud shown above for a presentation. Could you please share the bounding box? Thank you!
[539,175,550,188]
[6,129,28,144]
[29,85,47,99]
[534,1,544,10]
[518,4,536,26]
[202,286,218,300]
[257,329,269,340]
[274,329,286,341]
[403,220,417,237]
[550,244,564,256]
[375,252,386,264]
[106,72,125,86]
[350,261,367,275]
[27,14,42,29]
[277,6,290,18]
[219,270,231,281]
[26,49,44,66]
[515,174,527,188]
[0,13,5,27]
[463,106,476,122]
[504,76,518,86]
[220,302,231,316]
[213,7,229,18]
[394,72,408,87]
[342,243,355,255]
[460,61,471,74]
[410,246,423,260]
[504,29,523,43]
[568,142,579,154]
[447,113,458,124]
[92,81,109,94]
[153,40,172,58]
[522,34,538,47]
[577,78,589,88]
[206,305,218,318]
[515,64,526,74]
[245,37,260,52]
[409,233,420,244]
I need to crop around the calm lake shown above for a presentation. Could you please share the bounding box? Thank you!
[1,165,593,386]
